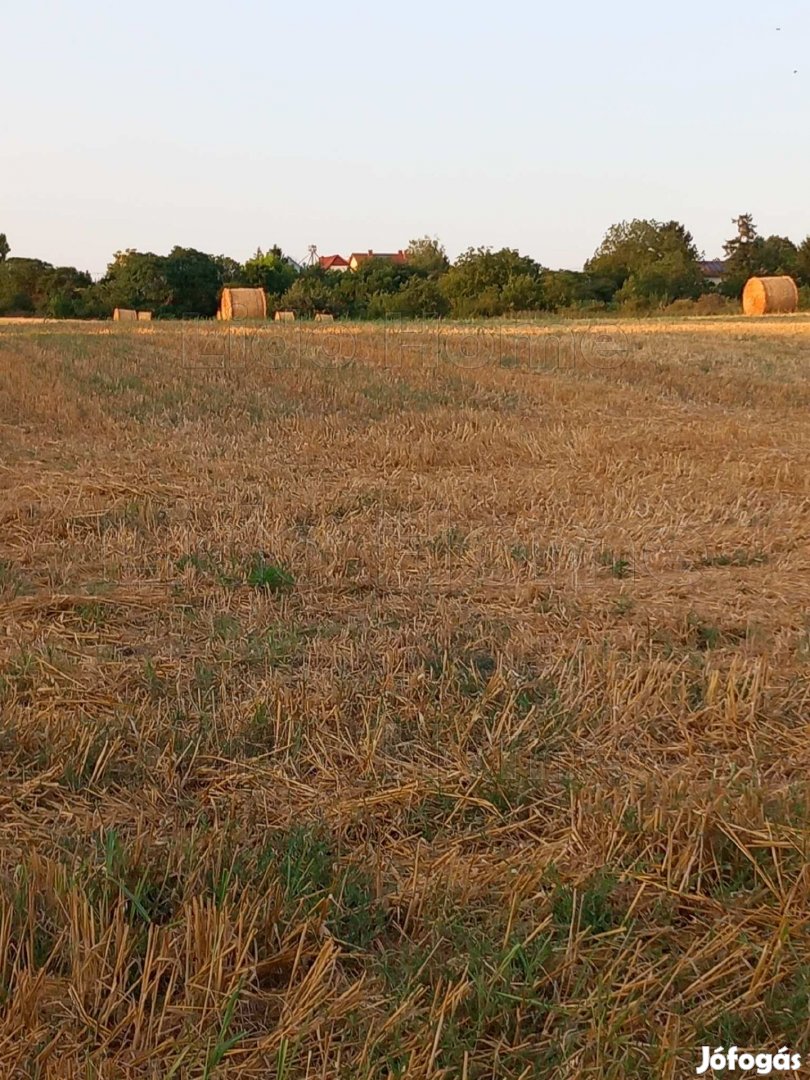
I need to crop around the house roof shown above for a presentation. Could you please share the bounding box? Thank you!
[699,259,727,277]
[349,250,408,266]
[319,254,349,269]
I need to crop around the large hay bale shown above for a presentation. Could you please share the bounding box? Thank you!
[742,276,799,316]
[137,311,152,322]
[218,287,267,321]
[113,308,137,322]
[314,312,334,322]
[274,310,295,322]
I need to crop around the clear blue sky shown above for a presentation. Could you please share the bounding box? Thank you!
[3,0,808,277]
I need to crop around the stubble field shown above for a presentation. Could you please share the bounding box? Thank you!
[1,318,809,1078]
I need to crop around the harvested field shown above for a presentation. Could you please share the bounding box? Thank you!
[0,320,809,1077]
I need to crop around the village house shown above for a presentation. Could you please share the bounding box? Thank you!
[698,259,727,287]
[347,249,408,272]
[318,254,350,272]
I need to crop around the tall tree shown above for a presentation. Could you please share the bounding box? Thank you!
[730,213,757,245]
[164,247,222,317]
[0,258,59,315]
[440,247,545,317]
[384,276,449,318]
[213,255,244,286]
[542,270,613,310]
[796,237,810,287]
[721,214,759,295]
[243,246,299,299]
[40,266,93,317]
[0,234,9,263]
[279,269,342,318]
[406,236,449,278]
[756,235,798,277]
[101,250,172,313]
[586,219,703,303]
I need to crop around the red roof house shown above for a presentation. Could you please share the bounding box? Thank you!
[319,254,350,271]
[348,250,408,271]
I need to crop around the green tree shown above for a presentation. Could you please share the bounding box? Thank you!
[164,247,222,317]
[0,234,9,263]
[279,269,342,318]
[213,255,245,286]
[757,235,798,277]
[369,277,449,319]
[721,216,799,296]
[586,219,703,304]
[40,266,93,317]
[796,237,810,287]
[405,236,449,278]
[0,258,53,315]
[101,250,172,314]
[389,276,449,317]
[333,258,415,319]
[440,247,545,317]
[354,257,413,295]
[617,252,705,306]
[542,270,586,310]
[721,214,759,296]
[243,246,299,300]
[542,270,613,310]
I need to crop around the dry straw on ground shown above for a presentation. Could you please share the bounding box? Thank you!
[742,275,799,316]
[218,287,268,321]
[0,319,809,1077]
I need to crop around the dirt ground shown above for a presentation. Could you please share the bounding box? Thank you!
[0,320,808,1077]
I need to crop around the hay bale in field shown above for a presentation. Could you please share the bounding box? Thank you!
[314,312,334,322]
[742,276,799,316]
[218,287,267,321]
[136,311,152,322]
[113,308,138,322]
[275,310,295,322]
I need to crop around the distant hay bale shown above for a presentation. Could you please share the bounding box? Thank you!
[137,311,152,322]
[314,312,334,322]
[742,276,799,316]
[113,308,137,322]
[275,311,296,322]
[218,287,267,321]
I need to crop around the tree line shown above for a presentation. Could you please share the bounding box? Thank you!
[1,215,809,320]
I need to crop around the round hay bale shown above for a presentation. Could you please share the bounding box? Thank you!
[742,276,798,316]
[113,308,138,322]
[218,287,267,320]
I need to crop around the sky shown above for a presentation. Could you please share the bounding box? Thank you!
[3,0,809,277]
